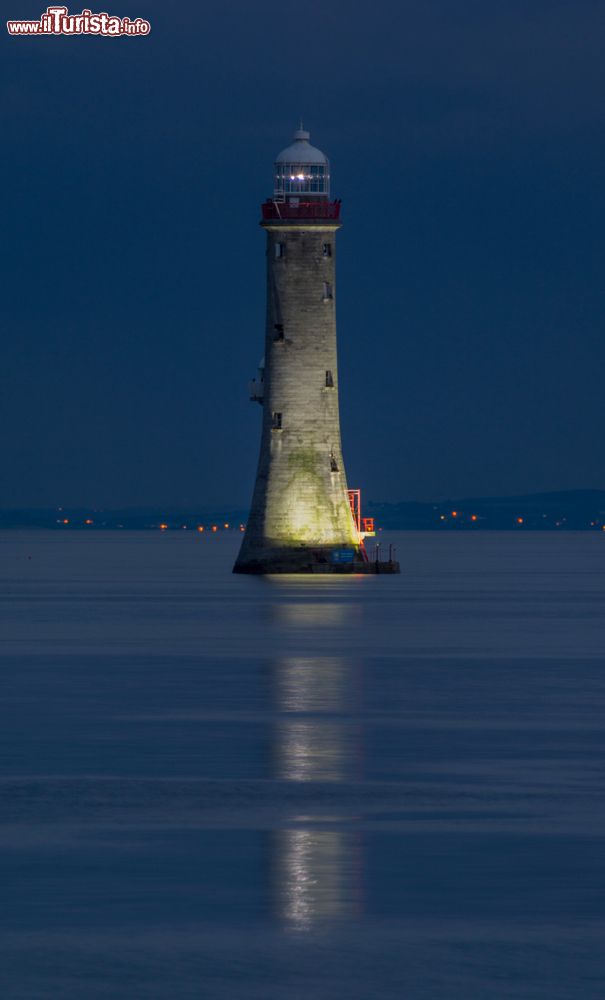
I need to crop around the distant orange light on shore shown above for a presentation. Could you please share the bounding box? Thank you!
[159,523,168,530]
[239,524,245,532]
[211,525,218,532]
[85,519,93,525]
[451,511,458,518]
[62,519,69,525]
[517,517,524,524]
[471,514,478,521]
[224,523,230,529]
[197,526,204,533]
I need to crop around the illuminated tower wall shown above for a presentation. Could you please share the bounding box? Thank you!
[234,127,362,574]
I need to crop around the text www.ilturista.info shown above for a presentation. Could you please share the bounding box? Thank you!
[7,6,150,35]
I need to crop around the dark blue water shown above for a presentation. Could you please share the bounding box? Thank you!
[1,530,604,998]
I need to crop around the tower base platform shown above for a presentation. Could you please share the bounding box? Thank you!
[233,545,400,575]
[234,561,400,575]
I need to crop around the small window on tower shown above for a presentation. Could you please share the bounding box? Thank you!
[325,370,334,387]
[323,282,333,300]
[272,412,282,430]
[322,243,332,257]
[275,243,285,259]
[330,453,339,472]
[274,324,284,341]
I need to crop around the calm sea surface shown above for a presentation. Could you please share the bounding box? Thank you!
[0,530,604,998]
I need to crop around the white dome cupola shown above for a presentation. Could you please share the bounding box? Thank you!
[274,124,330,200]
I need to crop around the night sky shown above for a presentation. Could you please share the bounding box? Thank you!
[2,0,604,508]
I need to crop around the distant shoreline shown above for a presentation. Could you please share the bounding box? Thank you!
[1,490,603,532]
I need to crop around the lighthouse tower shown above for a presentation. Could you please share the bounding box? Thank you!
[234,126,367,574]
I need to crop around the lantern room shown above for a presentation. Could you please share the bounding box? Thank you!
[274,127,330,201]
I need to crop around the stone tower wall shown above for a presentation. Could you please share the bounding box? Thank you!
[235,219,360,571]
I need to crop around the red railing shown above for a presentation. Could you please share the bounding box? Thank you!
[348,489,361,532]
[349,490,376,538]
[261,199,341,221]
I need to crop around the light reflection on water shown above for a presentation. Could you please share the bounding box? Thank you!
[274,655,357,716]
[272,655,363,928]
[271,602,355,628]
[273,827,361,927]
[265,574,366,630]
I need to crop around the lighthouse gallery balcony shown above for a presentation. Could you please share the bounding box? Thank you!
[261,199,342,222]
